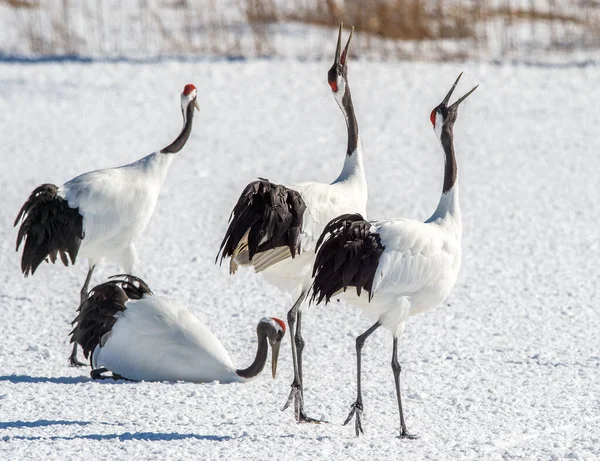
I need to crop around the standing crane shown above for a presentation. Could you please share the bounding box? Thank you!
[14,84,199,366]
[217,25,367,422]
[311,74,477,437]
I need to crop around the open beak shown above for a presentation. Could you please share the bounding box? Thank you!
[449,84,479,109]
[341,26,353,66]
[270,340,281,379]
[334,23,343,65]
[334,23,353,66]
[442,72,478,109]
[442,72,462,106]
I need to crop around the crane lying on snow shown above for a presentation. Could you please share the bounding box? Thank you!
[216,24,367,422]
[70,275,285,383]
[311,74,477,438]
[14,84,199,366]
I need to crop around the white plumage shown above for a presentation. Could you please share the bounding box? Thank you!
[344,193,462,335]
[60,152,176,271]
[92,295,239,383]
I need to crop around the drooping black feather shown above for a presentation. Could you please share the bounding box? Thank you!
[14,184,84,276]
[70,275,152,360]
[311,213,384,305]
[216,178,307,264]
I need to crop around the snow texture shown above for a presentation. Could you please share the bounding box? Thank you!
[0,59,599,460]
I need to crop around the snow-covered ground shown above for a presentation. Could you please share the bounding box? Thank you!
[0,58,598,460]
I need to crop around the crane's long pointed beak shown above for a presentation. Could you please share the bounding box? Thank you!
[449,85,479,109]
[442,72,463,106]
[341,26,353,65]
[271,341,281,379]
[334,23,343,64]
[194,99,200,111]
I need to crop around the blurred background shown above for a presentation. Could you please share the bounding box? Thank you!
[1,0,599,61]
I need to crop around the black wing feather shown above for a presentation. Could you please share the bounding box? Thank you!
[14,184,84,276]
[311,213,385,305]
[70,275,153,360]
[216,178,307,264]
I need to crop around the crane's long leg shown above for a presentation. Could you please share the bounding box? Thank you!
[281,292,320,423]
[344,322,380,436]
[295,311,305,389]
[294,310,323,422]
[392,337,418,439]
[69,265,95,367]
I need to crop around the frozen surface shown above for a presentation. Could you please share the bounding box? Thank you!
[0,59,599,460]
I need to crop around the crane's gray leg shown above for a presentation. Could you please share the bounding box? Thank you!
[344,322,380,436]
[281,292,320,423]
[392,337,418,439]
[294,310,323,423]
[69,265,95,367]
[295,311,305,389]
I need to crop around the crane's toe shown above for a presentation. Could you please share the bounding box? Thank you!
[343,401,364,436]
[68,354,87,367]
[281,382,323,424]
[398,430,418,440]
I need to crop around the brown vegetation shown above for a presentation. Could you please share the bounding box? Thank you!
[2,0,600,59]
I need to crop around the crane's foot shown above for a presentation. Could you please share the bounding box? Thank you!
[68,353,87,367]
[343,401,364,437]
[281,382,323,424]
[398,430,418,440]
[91,367,111,380]
[90,367,127,381]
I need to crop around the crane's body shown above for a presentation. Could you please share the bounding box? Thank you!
[72,275,285,383]
[92,294,239,383]
[333,188,461,336]
[311,74,477,437]
[255,177,368,299]
[58,152,176,271]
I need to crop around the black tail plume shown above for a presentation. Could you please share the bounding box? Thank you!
[70,275,153,360]
[216,178,306,265]
[311,213,384,305]
[14,184,84,276]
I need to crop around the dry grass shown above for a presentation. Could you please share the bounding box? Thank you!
[3,0,600,59]
[240,0,600,58]
[244,0,476,41]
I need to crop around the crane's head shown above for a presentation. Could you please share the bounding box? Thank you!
[328,23,353,100]
[260,317,286,379]
[430,73,477,138]
[181,84,200,114]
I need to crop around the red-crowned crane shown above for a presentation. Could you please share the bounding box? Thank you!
[311,74,478,437]
[217,25,367,422]
[70,275,285,383]
[14,84,199,366]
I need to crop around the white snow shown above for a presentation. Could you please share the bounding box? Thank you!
[0,58,599,460]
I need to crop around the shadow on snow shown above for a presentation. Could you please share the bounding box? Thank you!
[0,420,91,429]
[2,431,232,442]
[0,374,89,384]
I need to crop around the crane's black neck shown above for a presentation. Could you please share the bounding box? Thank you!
[235,323,269,379]
[441,126,457,193]
[160,101,195,154]
[342,85,359,156]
